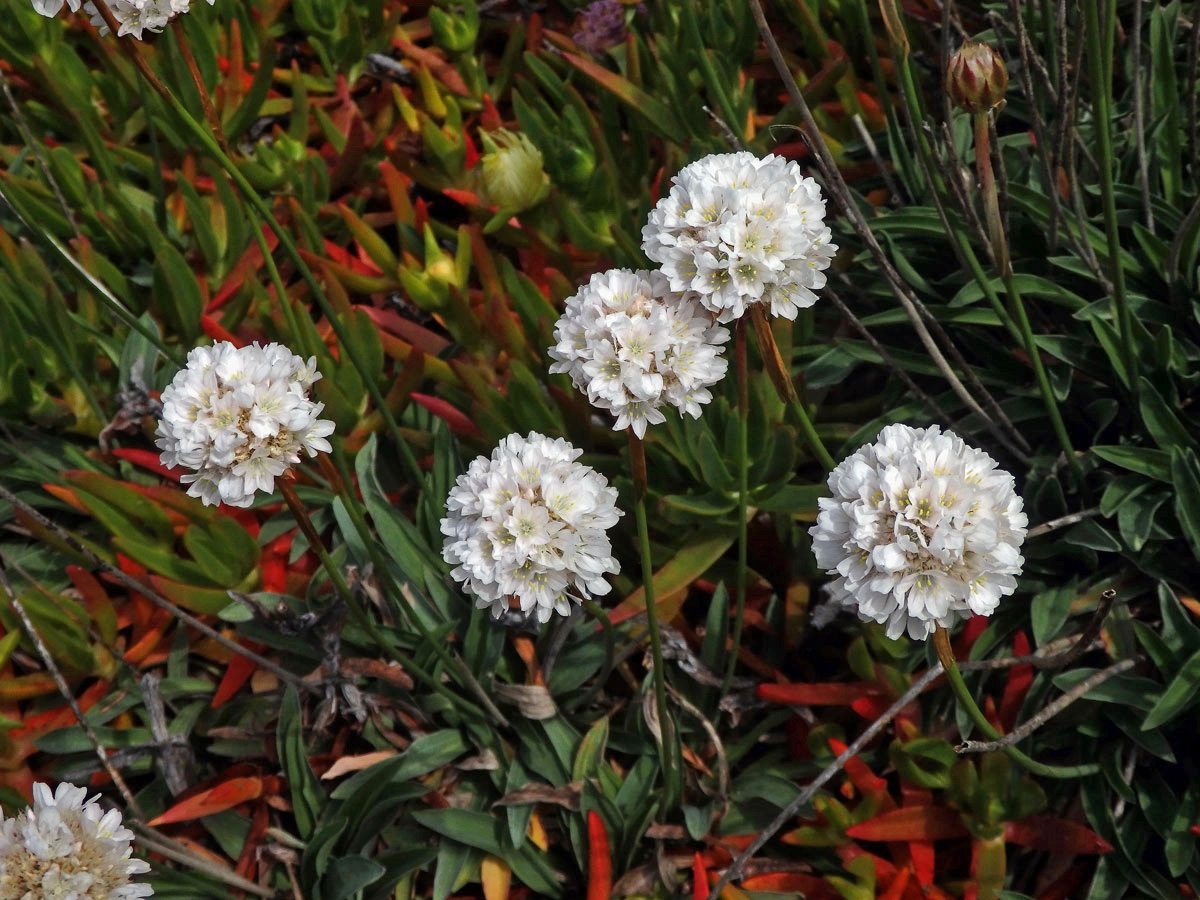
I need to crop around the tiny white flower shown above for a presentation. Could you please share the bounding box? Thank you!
[809,424,1027,640]
[441,432,623,624]
[0,782,152,900]
[31,0,80,16]
[642,151,838,322]
[156,341,335,508]
[83,0,213,38]
[549,268,729,438]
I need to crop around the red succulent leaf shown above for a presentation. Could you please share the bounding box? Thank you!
[757,681,885,706]
[149,776,265,826]
[1004,816,1113,854]
[846,806,969,842]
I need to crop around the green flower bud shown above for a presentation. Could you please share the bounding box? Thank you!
[476,129,550,212]
[945,40,1008,113]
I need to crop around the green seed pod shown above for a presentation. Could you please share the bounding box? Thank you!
[477,129,550,213]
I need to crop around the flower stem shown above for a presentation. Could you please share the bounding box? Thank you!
[278,474,481,720]
[314,450,511,729]
[171,18,227,152]
[628,430,678,806]
[749,305,835,470]
[972,112,1081,478]
[573,598,615,710]
[1082,0,1138,397]
[931,626,1098,778]
[722,320,750,694]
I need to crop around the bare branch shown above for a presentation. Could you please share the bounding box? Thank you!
[957,658,1136,753]
[705,665,944,900]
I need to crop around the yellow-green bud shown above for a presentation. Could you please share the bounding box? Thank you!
[476,129,550,212]
[945,41,1008,113]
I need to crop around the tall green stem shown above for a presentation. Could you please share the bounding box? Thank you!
[279,475,482,719]
[972,113,1081,477]
[931,627,1098,778]
[1082,0,1138,395]
[723,321,749,694]
[629,431,678,806]
[315,451,510,728]
[749,306,835,470]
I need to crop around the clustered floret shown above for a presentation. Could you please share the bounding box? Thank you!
[441,432,622,623]
[642,151,837,322]
[155,341,334,508]
[808,424,1028,640]
[548,268,729,438]
[30,0,213,40]
[0,782,152,900]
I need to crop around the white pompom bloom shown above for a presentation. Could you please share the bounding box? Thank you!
[808,424,1028,640]
[156,341,335,508]
[0,782,153,900]
[548,269,730,438]
[83,0,213,39]
[441,432,622,624]
[642,151,837,322]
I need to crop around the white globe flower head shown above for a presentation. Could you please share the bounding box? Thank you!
[441,432,623,624]
[156,341,335,508]
[0,782,153,900]
[548,268,730,438]
[642,151,838,323]
[83,0,213,39]
[809,424,1028,640]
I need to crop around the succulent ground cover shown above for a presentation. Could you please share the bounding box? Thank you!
[0,0,1198,898]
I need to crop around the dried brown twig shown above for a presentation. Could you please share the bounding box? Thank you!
[958,658,1136,753]
[747,0,1028,460]
[705,665,945,900]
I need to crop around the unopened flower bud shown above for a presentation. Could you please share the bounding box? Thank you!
[945,41,1008,113]
[476,129,549,212]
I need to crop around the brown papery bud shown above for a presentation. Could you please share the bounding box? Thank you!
[945,40,1008,113]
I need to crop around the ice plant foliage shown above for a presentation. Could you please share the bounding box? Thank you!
[441,432,622,624]
[809,424,1028,640]
[0,782,152,900]
[642,151,837,322]
[156,341,334,508]
[548,268,730,437]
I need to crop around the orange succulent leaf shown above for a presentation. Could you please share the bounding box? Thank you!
[845,805,969,843]
[741,873,841,899]
[149,776,265,826]
[828,738,891,807]
[757,681,885,706]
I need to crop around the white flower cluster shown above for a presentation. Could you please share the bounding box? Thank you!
[809,424,1027,640]
[548,269,729,438]
[441,432,622,623]
[642,151,837,322]
[85,0,213,40]
[0,782,152,900]
[156,341,334,508]
[30,0,214,40]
